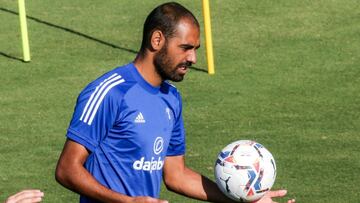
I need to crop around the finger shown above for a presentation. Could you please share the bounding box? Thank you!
[12,190,44,202]
[14,191,44,200]
[17,197,43,203]
[6,191,42,203]
[8,190,35,199]
[267,190,287,198]
[14,190,42,196]
[287,199,296,203]
[13,190,43,197]
[146,197,168,203]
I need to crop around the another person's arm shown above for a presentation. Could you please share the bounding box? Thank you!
[55,139,167,203]
[4,189,44,203]
[163,155,295,203]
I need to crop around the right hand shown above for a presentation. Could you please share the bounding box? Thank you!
[130,196,168,203]
[4,189,44,203]
[254,190,295,203]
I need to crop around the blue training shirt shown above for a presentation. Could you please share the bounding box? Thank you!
[66,63,186,202]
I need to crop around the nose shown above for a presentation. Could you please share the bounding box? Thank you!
[187,49,197,65]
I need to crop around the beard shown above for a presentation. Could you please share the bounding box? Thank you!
[154,44,190,82]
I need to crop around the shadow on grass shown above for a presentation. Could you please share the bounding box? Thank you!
[0,7,208,73]
[0,51,24,62]
[0,7,138,54]
[189,66,208,73]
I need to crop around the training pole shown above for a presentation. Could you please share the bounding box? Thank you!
[202,0,215,74]
[18,0,31,62]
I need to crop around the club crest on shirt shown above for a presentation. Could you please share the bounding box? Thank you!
[165,107,171,120]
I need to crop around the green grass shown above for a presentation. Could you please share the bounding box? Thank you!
[1,0,359,202]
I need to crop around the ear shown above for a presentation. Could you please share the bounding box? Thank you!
[150,30,165,51]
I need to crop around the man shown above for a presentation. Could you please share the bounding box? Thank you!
[55,2,295,203]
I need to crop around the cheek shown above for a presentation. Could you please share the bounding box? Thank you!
[166,46,184,61]
[171,53,186,65]
[165,54,180,67]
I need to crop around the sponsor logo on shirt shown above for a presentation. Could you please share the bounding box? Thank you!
[133,157,164,173]
[153,137,163,155]
[133,137,164,173]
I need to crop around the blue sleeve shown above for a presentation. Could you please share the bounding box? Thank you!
[66,86,120,152]
[166,92,186,156]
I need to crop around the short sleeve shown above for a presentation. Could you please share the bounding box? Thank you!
[66,85,120,152]
[166,92,186,156]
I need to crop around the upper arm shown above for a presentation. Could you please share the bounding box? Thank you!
[67,78,122,152]
[58,139,89,165]
[163,155,186,189]
[167,91,186,156]
[163,155,211,200]
[55,139,89,182]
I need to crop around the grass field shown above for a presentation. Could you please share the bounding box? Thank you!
[1,0,359,202]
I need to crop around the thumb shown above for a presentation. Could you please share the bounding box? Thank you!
[268,190,287,198]
[159,200,168,203]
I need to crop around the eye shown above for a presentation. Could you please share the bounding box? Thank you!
[180,45,194,51]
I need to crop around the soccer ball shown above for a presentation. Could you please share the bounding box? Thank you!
[214,140,277,202]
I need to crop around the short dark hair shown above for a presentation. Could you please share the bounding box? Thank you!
[139,2,199,54]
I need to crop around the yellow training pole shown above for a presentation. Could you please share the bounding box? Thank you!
[202,0,215,74]
[18,0,31,62]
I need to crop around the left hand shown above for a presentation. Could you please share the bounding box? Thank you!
[254,190,295,203]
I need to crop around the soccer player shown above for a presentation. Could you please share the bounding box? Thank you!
[55,2,295,203]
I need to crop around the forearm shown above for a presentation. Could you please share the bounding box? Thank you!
[55,140,133,203]
[199,174,236,203]
[56,163,131,203]
[165,167,234,203]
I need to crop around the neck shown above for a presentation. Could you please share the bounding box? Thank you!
[133,53,163,87]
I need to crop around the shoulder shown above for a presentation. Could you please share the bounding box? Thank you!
[78,63,137,103]
[161,81,181,99]
[160,81,183,114]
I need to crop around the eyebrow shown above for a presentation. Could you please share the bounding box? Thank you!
[179,44,201,50]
